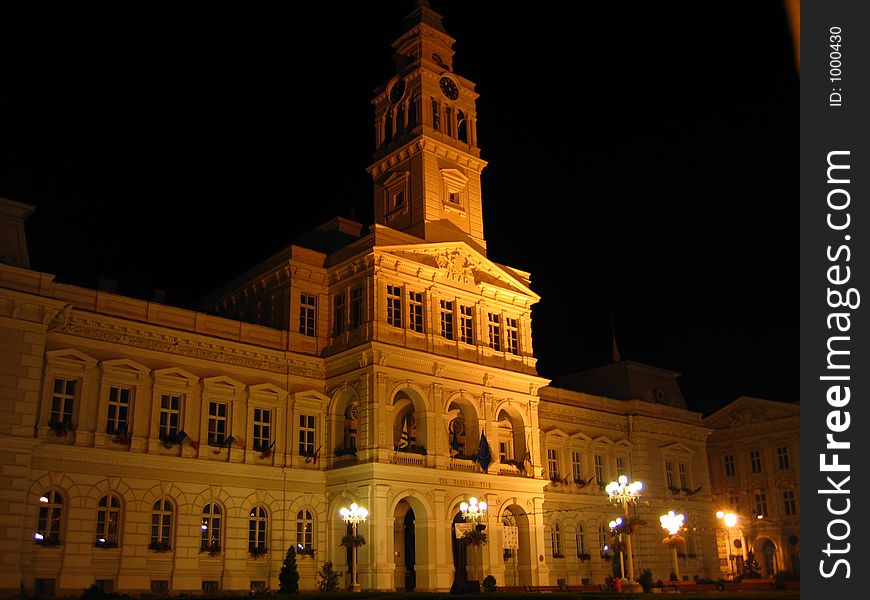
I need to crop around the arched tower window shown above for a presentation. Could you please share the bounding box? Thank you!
[201,502,222,552]
[150,499,173,549]
[36,490,64,545]
[296,509,314,552]
[248,506,268,552]
[95,494,121,548]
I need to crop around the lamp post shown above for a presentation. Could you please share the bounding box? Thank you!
[340,503,368,592]
[716,511,738,579]
[460,497,487,585]
[609,517,626,581]
[660,510,685,582]
[605,475,643,580]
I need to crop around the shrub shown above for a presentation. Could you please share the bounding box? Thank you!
[637,569,654,593]
[482,575,497,592]
[279,546,300,593]
[317,561,342,592]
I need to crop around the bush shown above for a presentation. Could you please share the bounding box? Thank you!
[774,570,799,590]
[482,575,497,592]
[316,561,342,592]
[636,569,654,593]
[279,546,300,593]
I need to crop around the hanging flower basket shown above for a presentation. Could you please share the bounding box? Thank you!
[148,540,172,553]
[248,546,268,558]
[340,534,366,548]
[462,530,488,546]
[199,542,221,556]
[48,420,74,437]
[663,534,686,549]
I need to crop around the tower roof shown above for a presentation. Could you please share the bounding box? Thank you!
[401,0,447,34]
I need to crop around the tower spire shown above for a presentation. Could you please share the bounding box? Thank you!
[402,0,446,34]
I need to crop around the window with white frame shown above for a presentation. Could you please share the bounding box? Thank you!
[50,378,76,425]
[36,490,63,545]
[150,499,173,548]
[158,394,181,439]
[386,285,402,327]
[678,462,688,488]
[487,313,502,351]
[252,408,271,453]
[750,450,763,473]
[551,523,563,557]
[95,494,121,547]
[296,509,314,551]
[665,460,675,488]
[776,446,790,470]
[299,415,316,456]
[571,451,583,483]
[105,386,130,435]
[333,292,347,336]
[299,293,317,337]
[505,317,519,355]
[724,454,736,476]
[728,494,740,510]
[350,287,363,329]
[575,525,586,557]
[594,454,604,485]
[248,506,268,552]
[547,448,559,480]
[616,456,626,477]
[408,290,424,332]
[598,524,610,554]
[783,490,797,516]
[440,300,454,340]
[459,305,474,343]
[201,503,222,551]
[754,491,768,518]
[207,401,228,445]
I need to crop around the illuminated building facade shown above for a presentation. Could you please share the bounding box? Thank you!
[0,3,742,595]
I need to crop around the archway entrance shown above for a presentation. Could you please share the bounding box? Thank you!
[451,511,469,589]
[393,501,418,591]
[760,538,778,577]
[502,505,532,586]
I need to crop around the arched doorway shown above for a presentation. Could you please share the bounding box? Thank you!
[393,500,417,591]
[451,511,469,590]
[502,504,532,586]
[759,538,778,577]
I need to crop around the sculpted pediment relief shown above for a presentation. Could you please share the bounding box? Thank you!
[704,397,799,430]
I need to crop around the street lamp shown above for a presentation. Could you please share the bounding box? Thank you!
[660,510,685,581]
[609,517,627,581]
[716,511,738,579]
[459,497,487,586]
[605,475,643,580]
[340,503,368,592]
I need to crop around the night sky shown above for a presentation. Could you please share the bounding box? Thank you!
[1,1,797,416]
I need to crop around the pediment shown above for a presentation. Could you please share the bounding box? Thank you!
[249,383,287,398]
[660,442,693,456]
[202,375,246,395]
[101,358,150,376]
[543,427,568,439]
[376,242,538,302]
[45,348,98,368]
[704,396,799,430]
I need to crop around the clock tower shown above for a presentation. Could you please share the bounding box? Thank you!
[368,0,488,255]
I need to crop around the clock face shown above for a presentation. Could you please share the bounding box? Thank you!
[439,76,459,100]
[389,78,406,104]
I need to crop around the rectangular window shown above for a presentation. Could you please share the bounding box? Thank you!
[350,287,363,329]
[575,528,586,556]
[440,300,454,340]
[333,292,346,336]
[408,291,424,332]
[776,446,790,470]
[51,377,76,424]
[151,581,169,595]
[202,581,219,595]
[487,313,502,351]
[299,293,317,337]
[299,415,316,455]
[431,98,440,131]
[159,394,181,439]
[783,490,797,516]
[445,106,453,137]
[448,191,460,205]
[106,386,130,435]
[547,449,559,480]
[505,317,519,355]
[253,408,272,452]
[616,456,626,477]
[459,305,474,343]
[729,494,740,510]
[665,460,674,488]
[724,454,736,477]
[678,462,688,488]
[387,285,402,327]
[572,451,583,483]
[594,454,604,485]
[207,402,228,445]
[750,450,763,473]
[754,492,768,518]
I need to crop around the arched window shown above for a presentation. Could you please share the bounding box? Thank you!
[36,490,63,545]
[95,494,121,548]
[575,525,587,557]
[201,503,222,552]
[344,404,358,451]
[150,499,173,549]
[296,509,314,552]
[598,524,611,555]
[497,417,514,463]
[551,523,563,557]
[249,506,268,552]
[457,110,468,143]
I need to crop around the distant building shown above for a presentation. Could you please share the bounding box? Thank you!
[0,3,775,596]
[704,396,800,578]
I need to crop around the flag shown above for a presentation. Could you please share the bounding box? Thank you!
[212,435,235,454]
[476,432,492,472]
[399,415,411,449]
[523,435,532,473]
[450,427,461,454]
[161,429,188,448]
[260,440,276,459]
[611,336,621,363]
